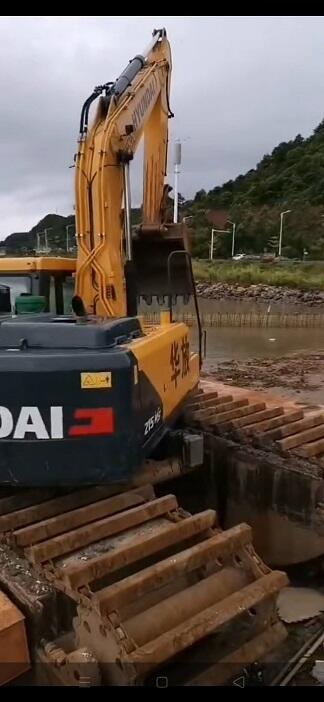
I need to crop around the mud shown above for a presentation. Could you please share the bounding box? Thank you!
[204,351,324,406]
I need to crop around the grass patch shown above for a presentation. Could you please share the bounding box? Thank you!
[193,260,324,290]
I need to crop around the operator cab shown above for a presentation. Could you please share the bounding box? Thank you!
[0,257,76,316]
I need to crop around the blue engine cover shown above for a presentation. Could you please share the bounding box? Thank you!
[0,315,165,486]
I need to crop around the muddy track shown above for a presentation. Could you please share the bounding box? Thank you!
[0,464,287,686]
[186,384,324,466]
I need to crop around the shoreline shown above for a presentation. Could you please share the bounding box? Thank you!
[196,281,324,308]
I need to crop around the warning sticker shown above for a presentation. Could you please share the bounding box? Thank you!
[80,372,112,390]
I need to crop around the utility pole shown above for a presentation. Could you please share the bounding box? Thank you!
[278,210,291,257]
[227,220,236,258]
[44,228,52,254]
[66,224,75,252]
[210,228,230,261]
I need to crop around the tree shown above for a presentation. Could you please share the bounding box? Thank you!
[186,117,324,258]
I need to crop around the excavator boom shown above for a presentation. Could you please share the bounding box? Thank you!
[75,28,192,318]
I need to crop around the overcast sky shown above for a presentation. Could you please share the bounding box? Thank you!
[1,15,324,237]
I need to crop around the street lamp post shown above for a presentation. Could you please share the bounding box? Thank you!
[210,228,230,261]
[36,232,41,254]
[210,228,215,261]
[182,216,193,224]
[227,220,236,258]
[278,210,291,257]
[44,228,52,254]
[66,224,75,252]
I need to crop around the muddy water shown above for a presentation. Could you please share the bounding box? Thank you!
[140,296,324,364]
[186,299,324,406]
[192,325,324,364]
[197,299,324,362]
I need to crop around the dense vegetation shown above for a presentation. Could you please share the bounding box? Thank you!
[184,119,324,260]
[193,260,324,290]
[3,210,142,254]
[4,214,76,254]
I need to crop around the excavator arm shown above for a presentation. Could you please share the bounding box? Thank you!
[75,28,189,318]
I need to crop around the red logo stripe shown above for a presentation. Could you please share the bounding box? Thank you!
[68,408,114,437]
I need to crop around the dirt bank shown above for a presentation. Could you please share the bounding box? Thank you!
[197,282,324,308]
[203,351,324,406]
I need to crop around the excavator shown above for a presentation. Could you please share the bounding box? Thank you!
[0,28,287,686]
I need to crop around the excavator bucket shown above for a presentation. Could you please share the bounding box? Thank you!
[132,223,193,305]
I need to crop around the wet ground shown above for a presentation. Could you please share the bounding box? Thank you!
[204,352,324,406]
[181,297,324,406]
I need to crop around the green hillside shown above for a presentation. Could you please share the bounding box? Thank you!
[3,209,142,254]
[186,119,324,259]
